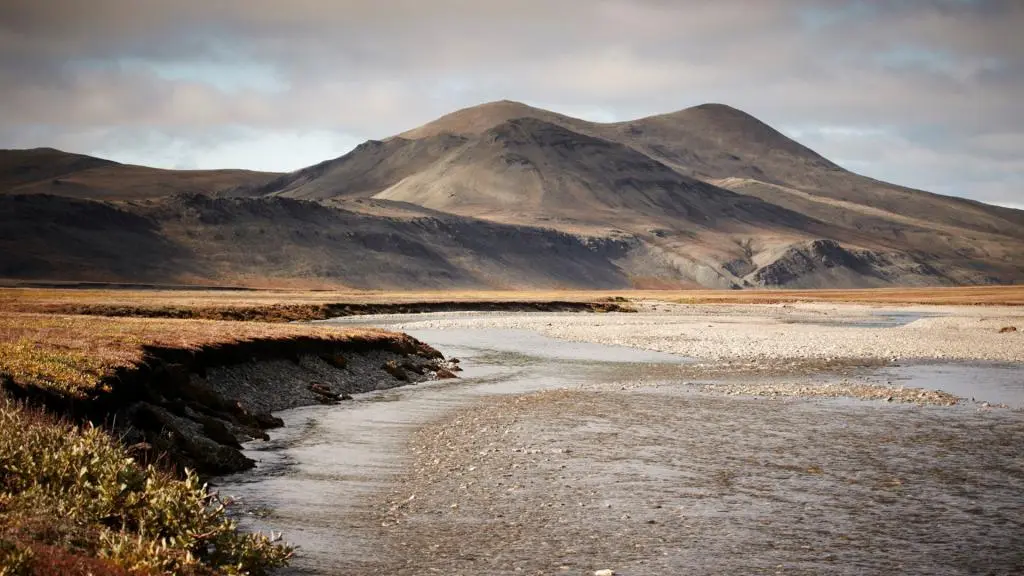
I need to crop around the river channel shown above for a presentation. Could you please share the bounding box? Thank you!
[215,315,1024,575]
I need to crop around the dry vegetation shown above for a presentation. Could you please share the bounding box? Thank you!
[667,285,1024,305]
[0,312,397,397]
[0,285,1021,319]
[0,398,292,575]
[0,288,637,322]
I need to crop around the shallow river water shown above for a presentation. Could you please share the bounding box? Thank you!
[215,327,689,571]
[215,316,1024,575]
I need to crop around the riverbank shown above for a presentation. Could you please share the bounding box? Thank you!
[0,287,637,321]
[0,311,454,574]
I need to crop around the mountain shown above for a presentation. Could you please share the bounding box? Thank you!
[0,147,278,201]
[3,101,1023,289]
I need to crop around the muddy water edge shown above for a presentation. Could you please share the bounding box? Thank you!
[214,314,1024,576]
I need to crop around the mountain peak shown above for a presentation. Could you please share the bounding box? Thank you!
[688,102,745,113]
[398,100,588,140]
[642,102,767,127]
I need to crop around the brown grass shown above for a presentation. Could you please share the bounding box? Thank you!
[0,288,637,322]
[0,312,396,398]
[665,285,1024,305]
[0,285,1021,316]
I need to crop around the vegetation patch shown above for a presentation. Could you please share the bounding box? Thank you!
[0,312,410,397]
[0,399,291,575]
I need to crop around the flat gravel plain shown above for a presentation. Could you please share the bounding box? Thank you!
[372,302,1024,364]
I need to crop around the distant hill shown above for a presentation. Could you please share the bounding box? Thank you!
[0,147,278,201]
[3,101,1023,289]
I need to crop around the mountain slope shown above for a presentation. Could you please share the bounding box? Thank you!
[609,105,1024,239]
[0,148,280,201]
[0,193,632,289]
[377,118,808,228]
[388,101,1024,240]
[235,101,1022,288]
[235,134,469,201]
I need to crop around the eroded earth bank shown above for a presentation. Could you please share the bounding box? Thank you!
[216,303,1024,575]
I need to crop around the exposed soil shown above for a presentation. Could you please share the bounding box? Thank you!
[2,333,453,476]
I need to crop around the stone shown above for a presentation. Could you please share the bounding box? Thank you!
[198,415,243,449]
[308,382,342,403]
[383,360,409,381]
[435,368,458,380]
[401,360,426,375]
[319,352,348,369]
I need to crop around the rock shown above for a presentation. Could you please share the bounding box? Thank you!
[435,368,459,380]
[176,376,234,412]
[249,409,284,429]
[309,382,341,399]
[401,360,426,375]
[318,352,348,369]
[128,402,254,474]
[383,360,409,381]
[309,382,343,404]
[198,415,243,449]
[594,570,616,576]
[999,326,1018,333]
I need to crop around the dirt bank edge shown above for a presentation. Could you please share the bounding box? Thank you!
[32,300,637,322]
[1,332,453,476]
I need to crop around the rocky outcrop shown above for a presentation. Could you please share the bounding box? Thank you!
[747,239,949,288]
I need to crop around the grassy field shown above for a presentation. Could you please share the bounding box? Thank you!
[0,312,399,397]
[1,285,1022,317]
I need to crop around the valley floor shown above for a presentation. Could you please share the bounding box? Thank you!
[218,303,1024,575]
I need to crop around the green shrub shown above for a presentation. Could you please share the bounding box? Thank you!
[0,399,293,575]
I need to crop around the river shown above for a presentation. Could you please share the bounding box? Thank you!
[214,316,1024,575]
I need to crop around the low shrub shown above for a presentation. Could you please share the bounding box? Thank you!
[0,398,293,575]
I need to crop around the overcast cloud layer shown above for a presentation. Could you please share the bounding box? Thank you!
[1,0,1021,208]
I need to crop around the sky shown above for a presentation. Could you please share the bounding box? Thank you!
[1,0,1021,209]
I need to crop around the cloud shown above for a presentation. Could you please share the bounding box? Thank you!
[0,0,1021,209]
